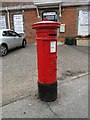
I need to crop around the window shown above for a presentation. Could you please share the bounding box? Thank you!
[8,31,18,37]
[13,14,24,33]
[78,10,90,35]
[2,31,10,36]
[42,12,57,21]
[0,15,6,29]
[2,31,19,37]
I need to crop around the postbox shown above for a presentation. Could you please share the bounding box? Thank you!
[32,21,60,102]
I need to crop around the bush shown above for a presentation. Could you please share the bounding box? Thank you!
[85,34,90,38]
[65,37,75,45]
[75,35,82,38]
[75,34,90,38]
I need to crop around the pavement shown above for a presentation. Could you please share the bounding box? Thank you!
[1,74,88,118]
[0,43,89,118]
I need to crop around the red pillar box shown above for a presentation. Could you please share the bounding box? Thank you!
[32,21,60,102]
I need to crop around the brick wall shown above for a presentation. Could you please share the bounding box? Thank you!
[0,9,39,43]
[0,5,87,43]
[9,10,23,30]
[59,6,78,42]
[24,9,40,43]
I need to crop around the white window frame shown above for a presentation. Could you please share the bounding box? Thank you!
[13,14,24,33]
[0,15,6,29]
[78,10,90,36]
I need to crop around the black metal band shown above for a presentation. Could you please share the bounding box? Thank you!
[38,81,57,102]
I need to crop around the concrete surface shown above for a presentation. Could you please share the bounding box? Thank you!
[2,74,88,118]
[76,40,90,46]
[1,44,88,106]
[0,43,88,118]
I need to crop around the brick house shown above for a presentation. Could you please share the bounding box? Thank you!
[0,1,89,43]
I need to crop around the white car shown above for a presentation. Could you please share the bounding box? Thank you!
[0,29,27,56]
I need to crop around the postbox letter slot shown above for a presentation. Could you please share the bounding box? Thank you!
[49,34,57,36]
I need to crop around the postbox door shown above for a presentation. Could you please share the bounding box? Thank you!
[44,40,57,84]
[37,40,45,84]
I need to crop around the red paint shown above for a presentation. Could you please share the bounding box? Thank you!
[43,18,48,21]
[32,21,60,84]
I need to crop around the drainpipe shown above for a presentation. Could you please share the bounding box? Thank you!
[59,4,62,17]
[6,7,10,29]
[36,6,40,18]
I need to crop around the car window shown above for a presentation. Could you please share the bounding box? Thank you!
[2,31,10,36]
[2,31,19,37]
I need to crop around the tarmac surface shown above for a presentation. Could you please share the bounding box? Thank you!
[2,74,88,118]
[0,43,88,118]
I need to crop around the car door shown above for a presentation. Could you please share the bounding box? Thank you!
[8,31,22,48]
[2,30,15,49]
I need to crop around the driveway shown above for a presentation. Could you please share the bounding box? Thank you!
[1,43,88,106]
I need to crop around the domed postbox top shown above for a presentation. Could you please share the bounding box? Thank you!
[32,21,60,30]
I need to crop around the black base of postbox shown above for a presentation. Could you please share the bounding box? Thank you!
[38,82,57,102]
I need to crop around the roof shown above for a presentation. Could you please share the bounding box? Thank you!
[0,0,89,11]
[1,2,33,7]
[0,29,13,32]
[34,0,89,1]
[0,4,36,11]
[34,0,90,7]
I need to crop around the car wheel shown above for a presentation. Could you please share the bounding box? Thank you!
[22,39,26,48]
[0,45,8,56]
